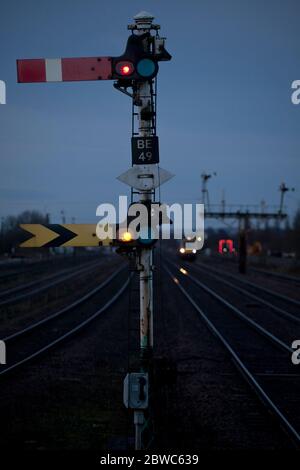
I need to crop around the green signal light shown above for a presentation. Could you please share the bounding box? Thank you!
[137,58,156,77]
[139,227,155,245]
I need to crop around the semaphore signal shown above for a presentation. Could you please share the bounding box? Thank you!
[17,11,172,450]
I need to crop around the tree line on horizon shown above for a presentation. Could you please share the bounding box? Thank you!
[0,209,299,257]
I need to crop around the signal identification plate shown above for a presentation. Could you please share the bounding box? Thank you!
[132,136,159,165]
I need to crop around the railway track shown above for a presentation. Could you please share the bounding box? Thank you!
[0,270,26,281]
[0,266,130,377]
[0,255,91,281]
[164,260,300,447]
[193,260,300,317]
[204,255,300,287]
[184,261,300,327]
[251,267,300,286]
[0,258,103,307]
[174,260,298,351]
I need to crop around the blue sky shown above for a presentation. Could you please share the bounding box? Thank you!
[0,0,299,226]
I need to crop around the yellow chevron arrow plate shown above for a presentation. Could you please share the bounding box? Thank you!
[20,224,113,248]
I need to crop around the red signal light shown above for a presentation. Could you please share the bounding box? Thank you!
[115,61,134,76]
[122,65,130,75]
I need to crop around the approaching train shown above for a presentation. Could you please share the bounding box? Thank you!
[178,236,197,260]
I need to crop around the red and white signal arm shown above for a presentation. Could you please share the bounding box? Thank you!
[131,136,159,165]
[17,57,113,82]
[17,57,159,83]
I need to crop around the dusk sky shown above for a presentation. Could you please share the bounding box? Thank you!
[0,0,299,226]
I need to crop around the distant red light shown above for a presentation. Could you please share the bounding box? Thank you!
[219,239,234,254]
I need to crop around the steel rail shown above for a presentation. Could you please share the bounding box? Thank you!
[0,260,102,307]
[251,267,300,285]
[2,265,126,342]
[167,261,292,354]
[194,261,300,308]
[0,270,130,377]
[181,261,300,324]
[164,264,300,447]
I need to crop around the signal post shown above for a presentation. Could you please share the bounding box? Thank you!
[17,11,172,450]
[116,12,172,449]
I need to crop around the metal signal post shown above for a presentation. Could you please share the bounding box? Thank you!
[118,12,172,450]
[134,15,155,355]
[17,10,171,450]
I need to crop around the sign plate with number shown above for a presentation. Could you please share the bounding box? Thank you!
[132,136,159,165]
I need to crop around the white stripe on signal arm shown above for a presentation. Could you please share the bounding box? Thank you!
[45,59,62,82]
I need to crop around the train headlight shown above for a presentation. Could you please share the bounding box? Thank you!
[180,248,185,254]
[192,249,196,254]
